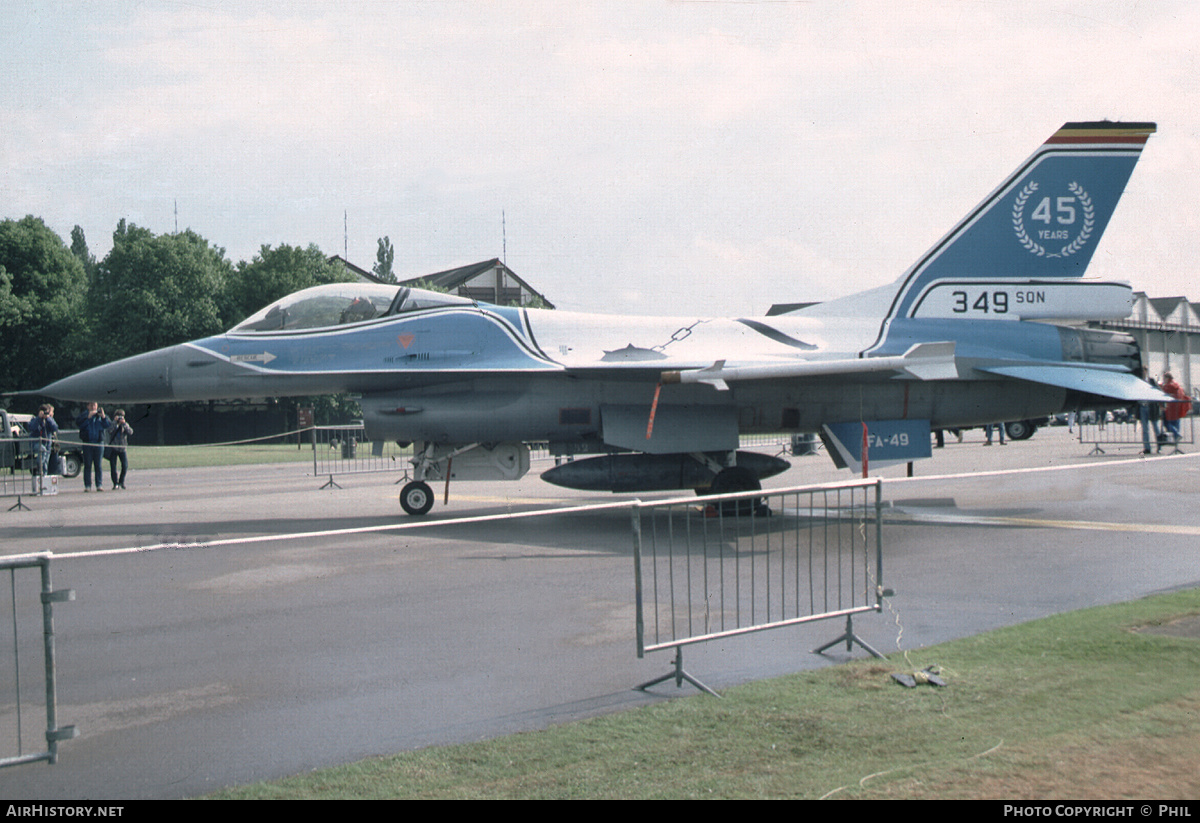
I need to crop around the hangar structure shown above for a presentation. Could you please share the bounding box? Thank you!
[1091,292,1198,396]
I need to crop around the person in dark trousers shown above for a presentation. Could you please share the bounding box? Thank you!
[75,402,110,492]
[104,409,133,490]
[984,422,1007,445]
[26,404,59,476]
[1139,368,1162,454]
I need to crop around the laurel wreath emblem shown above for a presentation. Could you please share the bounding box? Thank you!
[1011,181,1094,258]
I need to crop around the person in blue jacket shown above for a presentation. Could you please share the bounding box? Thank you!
[75,402,111,492]
[26,404,59,475]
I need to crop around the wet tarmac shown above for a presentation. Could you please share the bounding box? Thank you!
[0,424,1197,798]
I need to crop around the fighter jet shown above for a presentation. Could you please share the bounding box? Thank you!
[42,121,1166,514]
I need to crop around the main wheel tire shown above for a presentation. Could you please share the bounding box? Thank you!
[705,467,765,517]
[400,481,434,516]
[709,466,761,494]
[1004,420,1034,441]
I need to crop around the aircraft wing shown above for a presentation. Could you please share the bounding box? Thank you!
[977,364,1170,403]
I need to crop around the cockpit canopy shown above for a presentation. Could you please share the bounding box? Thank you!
[231,283,478,333]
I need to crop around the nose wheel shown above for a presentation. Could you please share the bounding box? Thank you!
[399,481,434,516]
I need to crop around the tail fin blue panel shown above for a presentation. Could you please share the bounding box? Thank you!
[871,122,1155,350]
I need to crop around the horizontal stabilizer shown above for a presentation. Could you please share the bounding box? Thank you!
[980,365,1169,403]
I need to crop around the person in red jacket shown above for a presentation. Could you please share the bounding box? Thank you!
[1160,372,1191,449]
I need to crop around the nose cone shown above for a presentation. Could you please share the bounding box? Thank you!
[39,345,179,403]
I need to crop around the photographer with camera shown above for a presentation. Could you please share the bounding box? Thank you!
[26,404,59,476]
[75,402,110,492]
[104,409,133,490]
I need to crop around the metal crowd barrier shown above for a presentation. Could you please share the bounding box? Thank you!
[1,475,35,512]
[0,554,77,768]
[1077,414,1193,455]
[1,436,59,511]
[632,478,886,695]
[737,432,793,455]
[309,425,413,486]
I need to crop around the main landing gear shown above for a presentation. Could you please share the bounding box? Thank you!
[696,458,768,517]
[708,465,761,495]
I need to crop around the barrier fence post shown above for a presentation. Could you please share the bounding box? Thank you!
[40,557,77,764]
[1,555,76,769]
[632,503,644,659]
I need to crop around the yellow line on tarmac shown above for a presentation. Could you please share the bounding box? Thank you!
[899,511,1200,536]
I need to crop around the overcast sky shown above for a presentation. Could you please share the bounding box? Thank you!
[4,1,1197,316]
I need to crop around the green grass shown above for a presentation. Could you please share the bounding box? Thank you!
[205,588,1200,799]
[125,443,317,469]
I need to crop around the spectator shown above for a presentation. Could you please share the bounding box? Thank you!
[104,409,133,490]
[1138,368,1162,454]
[25,404,58,476]
[984,423,1007,446]
[75,402,111,492]
[1160,372,1190,450]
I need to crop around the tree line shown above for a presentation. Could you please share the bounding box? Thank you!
[0,215,358,397]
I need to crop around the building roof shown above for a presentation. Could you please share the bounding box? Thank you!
[400,258,555,308]
[329,256,555,308]
[1149,296,1188,320]
[328,255,385,284]
[402,258,502,291]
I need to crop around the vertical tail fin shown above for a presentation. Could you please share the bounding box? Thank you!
[884,121,1155,323]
